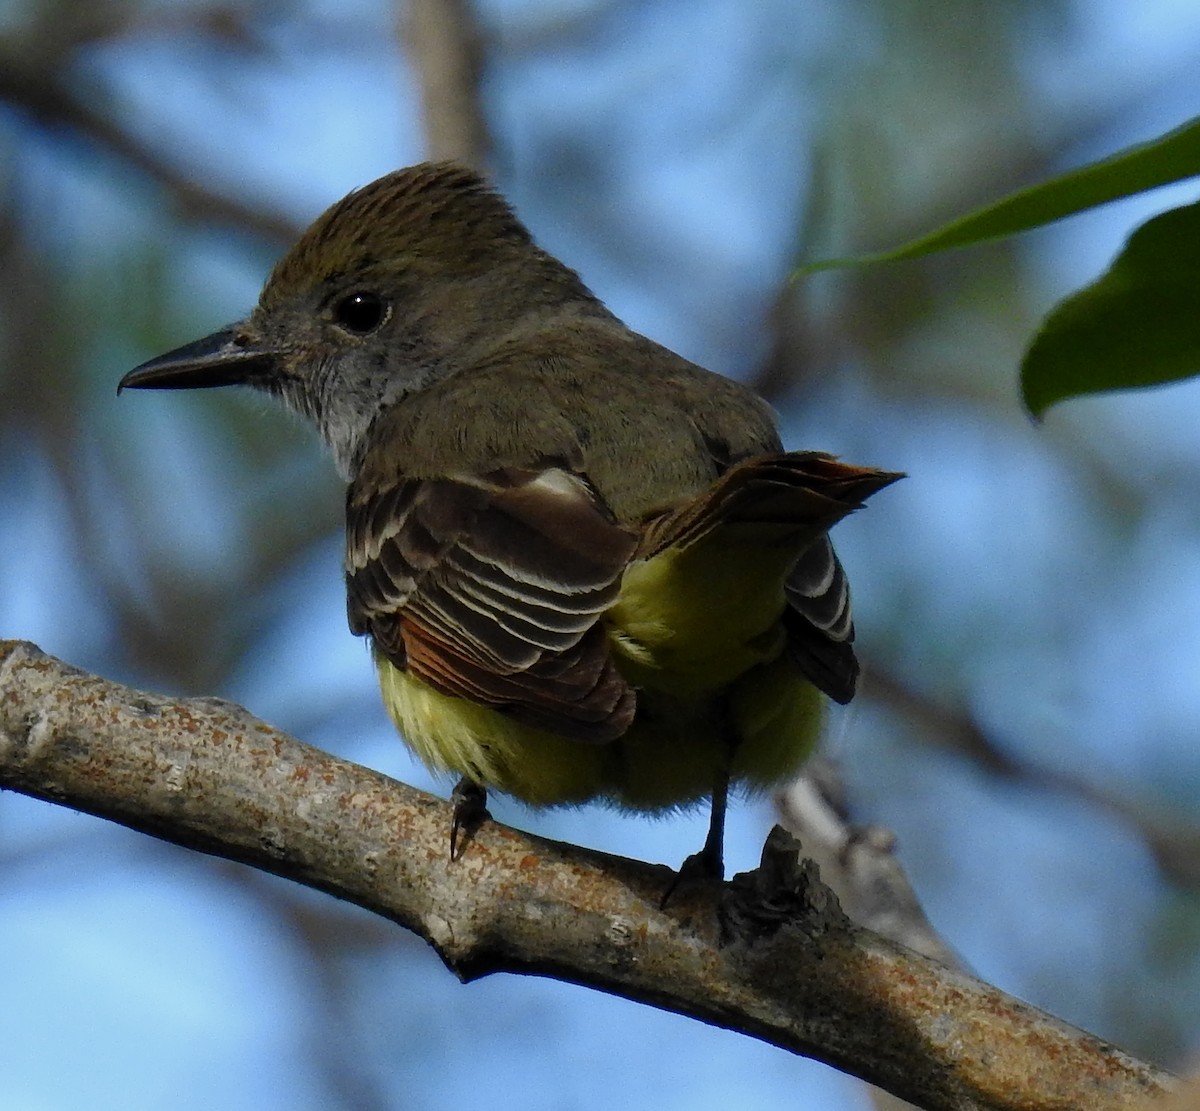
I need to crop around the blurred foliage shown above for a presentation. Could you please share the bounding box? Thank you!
[799,113,1200,416]
[3,0,1200,1108]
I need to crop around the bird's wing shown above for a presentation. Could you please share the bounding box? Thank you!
[345,465,638,741]
[635,451,900,706]
[784,536,859,705]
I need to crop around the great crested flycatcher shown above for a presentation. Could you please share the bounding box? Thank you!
[120,162,899,882]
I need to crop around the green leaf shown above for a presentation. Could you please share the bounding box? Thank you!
[1021,199,1200,418]
[796,115,1200,274]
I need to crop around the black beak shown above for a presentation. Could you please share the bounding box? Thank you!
[118,327,279,393]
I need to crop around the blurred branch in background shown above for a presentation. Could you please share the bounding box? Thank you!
[404,0,490,168]
[779,757,963,970]
[864,665,1200,889]
[0,51,297,247]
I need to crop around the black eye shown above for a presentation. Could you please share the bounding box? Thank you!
[334,291,387,335]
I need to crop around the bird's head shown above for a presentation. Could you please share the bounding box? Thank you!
[119,162,599,477]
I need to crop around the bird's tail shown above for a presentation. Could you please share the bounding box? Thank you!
[607,453,900,698]
[637,451,902,557]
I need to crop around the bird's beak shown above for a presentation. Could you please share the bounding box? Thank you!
[118,327,279,393]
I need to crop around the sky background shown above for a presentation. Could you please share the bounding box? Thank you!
[4,0,1200,1108]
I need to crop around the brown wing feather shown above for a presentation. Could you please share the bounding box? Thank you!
[346,466,638,742]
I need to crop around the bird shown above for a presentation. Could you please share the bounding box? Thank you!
[119,161,900,885]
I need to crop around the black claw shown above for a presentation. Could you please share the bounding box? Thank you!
[661,843,725,907]
[449,778,489,860]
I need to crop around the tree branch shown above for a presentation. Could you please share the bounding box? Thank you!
[0,639,1173,1111]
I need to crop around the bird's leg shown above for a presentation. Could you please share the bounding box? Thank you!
[662,705,737,904]
[691,762,730,879]
[449,777,490,860]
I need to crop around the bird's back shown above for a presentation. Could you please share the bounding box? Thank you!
[354,316,781,522]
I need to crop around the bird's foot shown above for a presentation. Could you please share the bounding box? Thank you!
[660,842,724,908]
[449,778,490,860]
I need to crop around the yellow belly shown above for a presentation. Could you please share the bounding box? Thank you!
[377,658,610,806]
[377,653,820,812]
[374,534,823,812]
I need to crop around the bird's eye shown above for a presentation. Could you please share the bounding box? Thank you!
[334,291,388,335]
